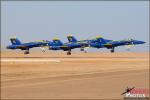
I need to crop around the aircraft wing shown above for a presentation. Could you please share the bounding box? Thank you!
[17,45,28,49]
[103,41,127,48]
[21,42,48,50]
[59,45,68,48]
[59,46,70,50]
[59,45,80,50]
[103,44,113,48]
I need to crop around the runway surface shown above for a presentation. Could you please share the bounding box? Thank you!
[1,59,61,62]
[1,51,149,99]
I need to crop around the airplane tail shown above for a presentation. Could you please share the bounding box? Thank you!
[67,35,77,42]
[53,38,63,45]
[96,36,106,44]
[10,38,22,45]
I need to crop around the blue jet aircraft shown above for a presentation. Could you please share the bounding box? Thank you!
[67,35,92,52]
[6,38,48,54]
[67,35,146,53]
[47,38,88,55]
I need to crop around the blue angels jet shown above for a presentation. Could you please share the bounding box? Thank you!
[67,35,146,53]
[89,36,146,53]
[67,35,91,52]
[46,38,88,55]
[6,38,48,54]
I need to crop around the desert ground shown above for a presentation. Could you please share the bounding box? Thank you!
[1,51,149,99]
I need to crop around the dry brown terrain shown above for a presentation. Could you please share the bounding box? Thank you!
[1,51,149,99]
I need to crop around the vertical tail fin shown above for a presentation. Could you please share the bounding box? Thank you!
[53,38,63,46]
[67,35,77,42]
[10,38,22,45]
[96,36,106,44]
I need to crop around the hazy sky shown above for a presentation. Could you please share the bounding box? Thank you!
[1,1,149,52]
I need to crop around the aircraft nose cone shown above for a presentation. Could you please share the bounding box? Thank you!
[134,40,146,44]
[139,41,146,44]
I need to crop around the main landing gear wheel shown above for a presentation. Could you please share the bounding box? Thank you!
[67,51,71,55]
[110,48,115,53]
[24,50,29,54]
